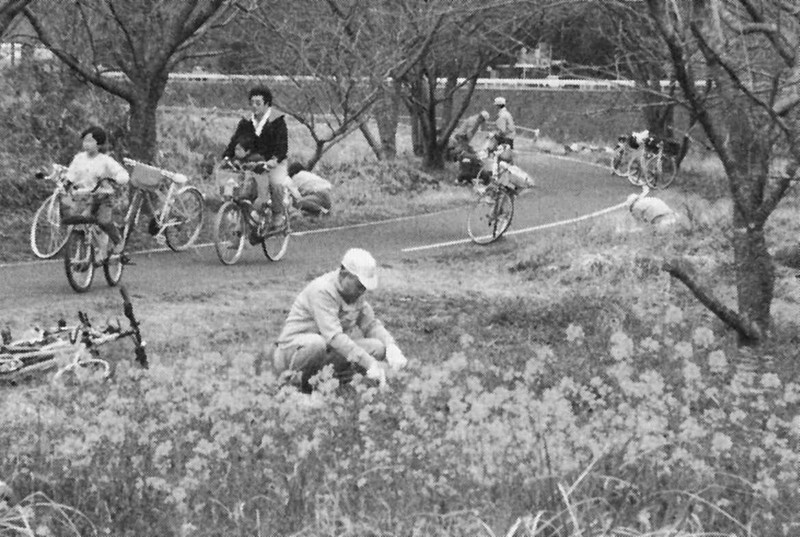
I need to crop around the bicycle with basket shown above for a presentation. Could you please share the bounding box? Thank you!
[0,286,147,385]
[121,158,205,252]
[467,143,536,245]
[212,159,291,265]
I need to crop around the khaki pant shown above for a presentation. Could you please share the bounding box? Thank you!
[253,160,298,217]
[274,334,386,393]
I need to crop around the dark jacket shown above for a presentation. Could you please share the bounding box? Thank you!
[223,113,288,162]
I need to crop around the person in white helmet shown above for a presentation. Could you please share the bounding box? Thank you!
[492,96,516,148]
[273,248,408,393]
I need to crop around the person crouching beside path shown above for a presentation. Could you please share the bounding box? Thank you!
[626,187,679,229]
[273,248,408,393]
[287,162,333,216]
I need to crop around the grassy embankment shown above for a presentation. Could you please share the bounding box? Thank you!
[2,121,800,535]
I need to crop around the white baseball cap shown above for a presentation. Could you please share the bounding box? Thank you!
[341,248,378,290]
[494,96,506,106]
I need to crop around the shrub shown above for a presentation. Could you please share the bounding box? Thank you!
[0,65,128,209]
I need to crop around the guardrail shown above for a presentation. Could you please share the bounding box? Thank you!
[102,71,663,91]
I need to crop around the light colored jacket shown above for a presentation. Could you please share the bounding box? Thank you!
[495,108,515,139]
[65,152,129,194]
[277,270,395,365]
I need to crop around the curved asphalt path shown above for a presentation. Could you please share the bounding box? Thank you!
[0,152,632,311]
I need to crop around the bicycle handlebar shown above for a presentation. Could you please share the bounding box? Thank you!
[219,158,273,172]
[124,157,187,184]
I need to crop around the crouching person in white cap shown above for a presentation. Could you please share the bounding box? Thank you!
[273,248,407,393]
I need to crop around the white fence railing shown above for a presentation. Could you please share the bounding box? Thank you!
[102,71,647,91]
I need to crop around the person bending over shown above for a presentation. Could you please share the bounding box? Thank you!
[273,248,408,393]
[287,162,333,216]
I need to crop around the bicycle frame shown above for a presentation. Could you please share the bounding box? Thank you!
[124,182,181,237]
[121,158,204,251]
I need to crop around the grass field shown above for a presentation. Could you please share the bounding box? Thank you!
[2,184,800,535]
[3,86,800,535]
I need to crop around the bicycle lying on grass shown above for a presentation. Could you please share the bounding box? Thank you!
[0,286,147,385]
[213,159,291,265]
[121,158,205,252]
[30,164,73,259]
[467,143,536,245]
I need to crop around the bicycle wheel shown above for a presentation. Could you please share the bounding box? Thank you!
[52,356,112,386]
[626,158,646,187]
[30,194,71,259]
[214,201,246,265]
[0,351,59,384]
[261,206,290,261]
[63,230,95,293]
[103,251,124,287]
[467,187,514,245]
[647,155,678,189]
[164,186,205,252]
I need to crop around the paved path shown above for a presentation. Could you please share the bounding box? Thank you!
[0,153,631,311]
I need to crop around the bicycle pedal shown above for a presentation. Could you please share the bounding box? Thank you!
[154,234,166,246]
[120,253,135,266]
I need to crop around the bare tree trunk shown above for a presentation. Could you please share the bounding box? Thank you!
[374,84,400,159]
[127,99,159,162]
[732,226,773,344]
[638,82,675,139]
[358,120,383,160]
[305,140,326,170]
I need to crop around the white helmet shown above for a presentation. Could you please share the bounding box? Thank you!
[493,96,506,106]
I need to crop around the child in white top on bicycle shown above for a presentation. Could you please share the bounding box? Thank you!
[63,126,130,259]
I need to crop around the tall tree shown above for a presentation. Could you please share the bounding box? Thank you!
[645,0,800,344]
[23,0,236,161]
[396,0,542,169]
[240,0,439,168]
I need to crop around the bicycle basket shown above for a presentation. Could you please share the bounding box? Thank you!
[130,163,165,190]
[215,167,241,194]
[217,168,258,201]
[499,162,535,189]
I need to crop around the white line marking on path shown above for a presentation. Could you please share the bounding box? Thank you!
[515,149,611,172]
[0,206,466,269]
[402,200,628,253]
[1,151,614,268]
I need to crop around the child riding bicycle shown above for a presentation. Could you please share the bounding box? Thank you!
[61,126,130,261]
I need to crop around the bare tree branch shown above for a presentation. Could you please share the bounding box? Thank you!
[663,258,762,342]
[0,0,33,35]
